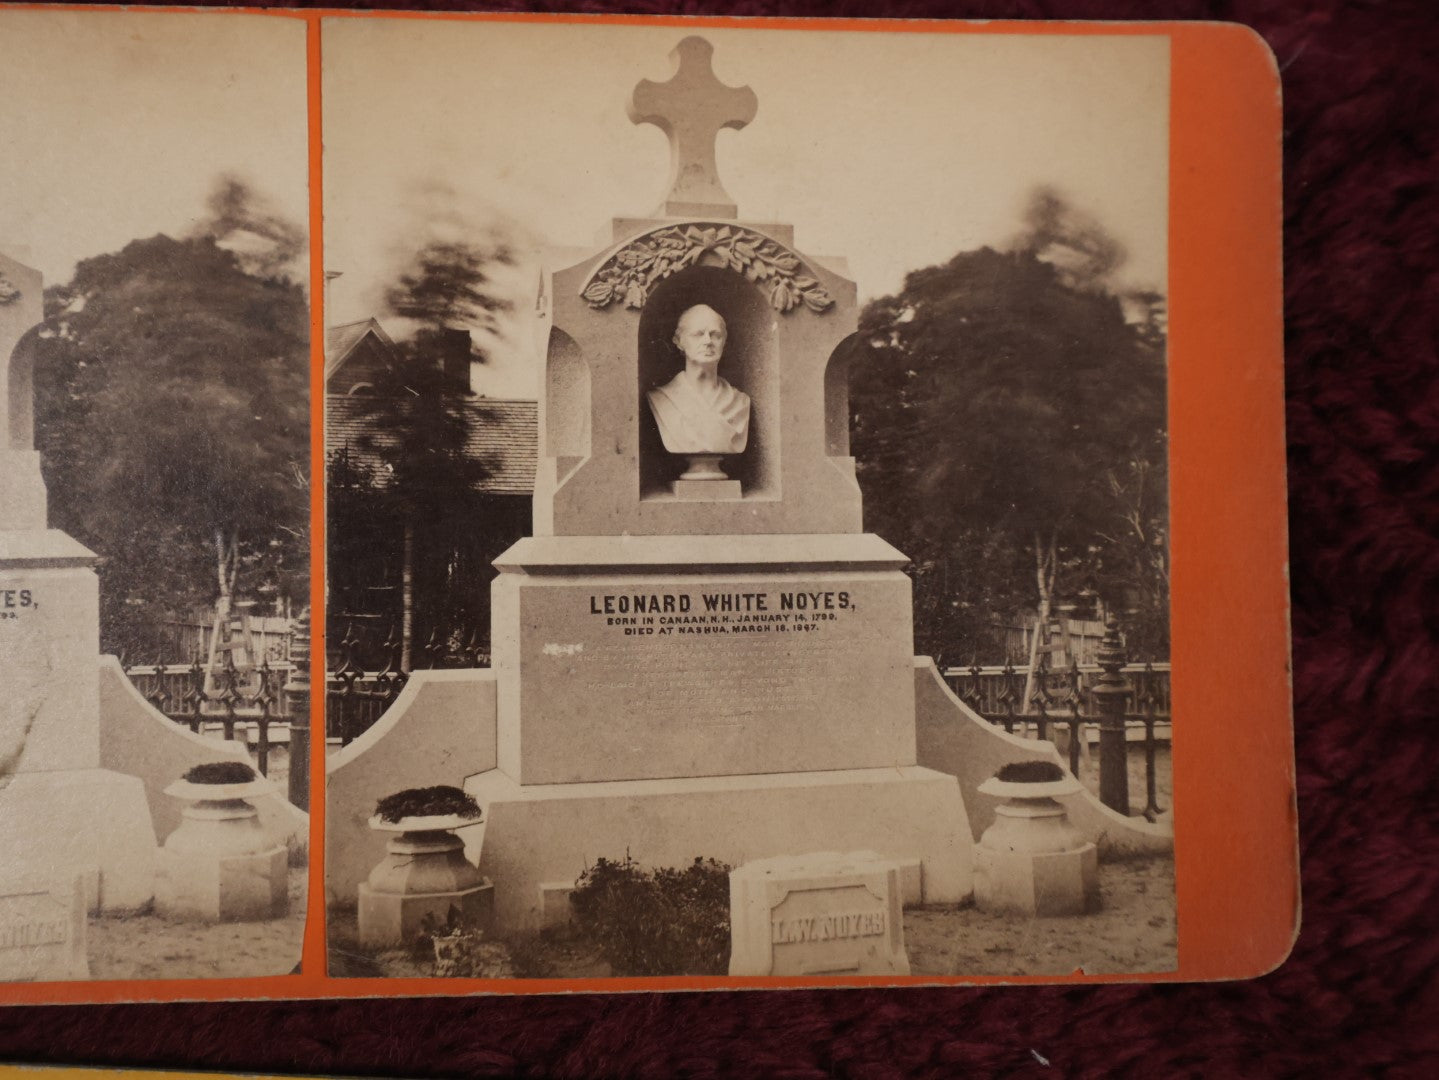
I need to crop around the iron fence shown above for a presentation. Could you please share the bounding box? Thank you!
[324,621,492,746]
[122,655,291,779]
[942,661,1171,718]
[943,630,1169,822]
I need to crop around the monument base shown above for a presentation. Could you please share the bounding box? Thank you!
[974,843,1100,917]
[358,881,495,948]
[0,768,157,913]
[464,764,971,934]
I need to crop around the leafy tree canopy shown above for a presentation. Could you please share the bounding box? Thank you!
[33,222,309,661]
[384,234,516,339]
[853,192,1169,664]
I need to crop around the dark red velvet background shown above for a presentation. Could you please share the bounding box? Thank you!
[4,1,1437,1075]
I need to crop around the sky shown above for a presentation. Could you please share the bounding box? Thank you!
[323,19,1169,399]
[0,13,1168,404]
[0,9,309,287]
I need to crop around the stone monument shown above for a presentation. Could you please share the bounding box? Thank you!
[464,37,973,934]
[0,249,157,915]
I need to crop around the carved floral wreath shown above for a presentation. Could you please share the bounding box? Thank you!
[581,224,834,314]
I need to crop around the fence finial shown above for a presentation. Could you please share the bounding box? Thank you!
[1091,617,1130,814]
[284,610,311,811]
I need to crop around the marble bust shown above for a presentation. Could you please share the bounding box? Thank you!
[646,304,751,480]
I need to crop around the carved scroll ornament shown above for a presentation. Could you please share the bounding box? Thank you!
[582,224,834,314]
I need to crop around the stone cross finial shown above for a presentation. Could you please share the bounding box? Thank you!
[628,36,758,219]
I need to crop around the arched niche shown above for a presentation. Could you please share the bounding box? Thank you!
[825,332,862,460]
[545,326,590,480]
[637,265,778,500]
[5,324,39,451]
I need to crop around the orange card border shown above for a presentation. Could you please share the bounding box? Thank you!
[0,7,1294,1006]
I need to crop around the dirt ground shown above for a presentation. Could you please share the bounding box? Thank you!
[329,854,1175,980]
[905,856,1177,977]
[87,866,308,981]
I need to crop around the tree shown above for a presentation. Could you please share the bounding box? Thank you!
[33,229,309,660]
[852,228,1168,665]
[385,236,516,339]
[326,236,516,667]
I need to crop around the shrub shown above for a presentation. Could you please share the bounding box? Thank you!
[374,785,481,823]
[183,760,257,784]
[996,760,1066,783]
[569,854,731,977]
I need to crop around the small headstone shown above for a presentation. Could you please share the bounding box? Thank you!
[728,851,909,977]
[0,874,89,982]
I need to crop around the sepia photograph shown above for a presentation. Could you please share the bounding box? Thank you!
[320,19,1176,981]
[1,9,311,983]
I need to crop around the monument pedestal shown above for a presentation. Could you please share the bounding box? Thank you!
[1,531,158,913]
[0,769,156,913]
[466,765,971,934]
[358,818,494,947]
[492,534,919,785]
[972,774,1100,917]
[474,533,974,935]
[154,778,288,922]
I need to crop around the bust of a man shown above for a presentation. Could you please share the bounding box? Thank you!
[646,304,751,466]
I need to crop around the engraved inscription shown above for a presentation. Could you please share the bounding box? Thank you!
[771,910,887,944]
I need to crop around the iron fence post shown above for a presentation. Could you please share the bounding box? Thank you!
[1139,660,1164,822]
[1093,617,1131,815]
[1064,657,1085,777]
[285,612,311,811]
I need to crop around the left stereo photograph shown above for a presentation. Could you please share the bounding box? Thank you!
[1,9,312,982]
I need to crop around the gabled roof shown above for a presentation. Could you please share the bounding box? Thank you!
[325,395,537,496]
[325,317,396,381]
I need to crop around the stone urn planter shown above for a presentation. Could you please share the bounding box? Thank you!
[973,761,1100,917]
[357,786,494,949]
[155,761,289,922]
